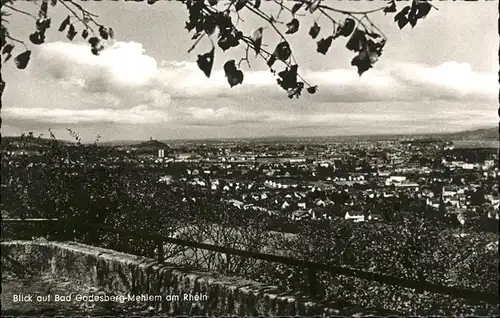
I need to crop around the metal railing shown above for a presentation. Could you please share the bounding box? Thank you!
[1,218,498,305]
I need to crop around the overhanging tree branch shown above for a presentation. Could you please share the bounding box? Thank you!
[0,0,437,100]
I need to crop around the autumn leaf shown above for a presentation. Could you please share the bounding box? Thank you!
[88,37,100,47]
[394,6,411,29]
[396,15,409,29]
[29,31,46,45]
[291,2,303,15]
[203,16,216,35]
[235,0,247,12]
[217,34,239,51]
[267,55,277,68]
[317,36,333,55]
[336,18,355,37]
[287,82,304,99]
[307,86,318,94]
[1,44,14,55]
[58,16,70,32]
[384,0,397,14]
[416,1,432,19]
[36,18,51,32]
[309,22,320,39]
[345,29,367,53]
[253,0,261,9]
[367,49,380,64]
[277,65,298,90]
[408,1,419,28]
[285,18,299,35]
[108,28,115,39]
[14,50,31,70]
[81,29,89,39]
[223,60,244,87]
[185,21,195,32]
[351,51,372,76]
[308,0,321,13]
[409,19,417,28]
[216,10,233,31]
[88,37,103,55]
[197,47,215,78]
[273,41,292,61]
[252,27,263,56]
[217,36,231,51]
[0,25,6,49]
[99,26,109,40]
[91,47,101,56]
[2,43,14,62]
[38,0,48,18]
[67,24,77,41]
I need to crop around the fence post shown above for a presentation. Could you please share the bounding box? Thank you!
[157,240,164,264]
[308,267,318,298]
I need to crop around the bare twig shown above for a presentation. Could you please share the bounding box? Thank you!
[318,2,388,16]
[6,34,28,49]
[428,2,440,11]
[271,0,305,17]
[59,0,95,34]
[242,35,313,87]
[234,7,245,25]
[317,7,337,35]
[66,0,99,18]
[187,32,206,53]
[198,0,311,87]
[89,19,105,29]
[363,14,388,41]
[352,14,369,32]
[245,4,299,65]
[3,4,37,19]
[275,0,285,20]
[238,44,251,69]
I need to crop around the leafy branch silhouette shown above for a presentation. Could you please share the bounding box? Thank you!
[0,0,437,100]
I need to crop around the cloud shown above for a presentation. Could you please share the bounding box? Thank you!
[388,62,497,102]
[36,41,158,88]
[33,41,497,105]
[3,106,169,125]
[32,41,171,110]
[155,60,497,103]
[166,102,494,130]
[172,106,272,126]
[6,40,496,130]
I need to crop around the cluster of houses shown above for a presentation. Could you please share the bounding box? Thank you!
[158,160,498,227]
[4,133,498,229]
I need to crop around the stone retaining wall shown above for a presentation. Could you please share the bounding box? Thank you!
[1,240,369,316]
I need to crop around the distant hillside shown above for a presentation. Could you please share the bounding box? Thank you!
[5,126,497,147]
[444,127,498,141]
[99,140,140,146]
[0,136,73,148]
[130,139,171,150]
[156,127,499,144]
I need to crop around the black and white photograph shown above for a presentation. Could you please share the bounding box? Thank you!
[1,0,498,316]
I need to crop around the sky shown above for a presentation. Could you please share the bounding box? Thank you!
[2,0,498,142]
